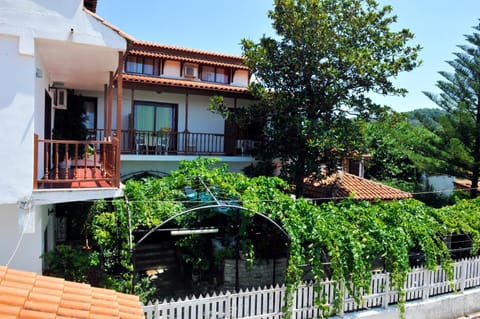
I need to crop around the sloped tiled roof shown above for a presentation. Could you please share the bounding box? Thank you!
[0,266,144,319]
[128,40,246,65]
[128,49,249,70]
[304,172,412,201]
[122,74,250,95]
[83,11,247,68]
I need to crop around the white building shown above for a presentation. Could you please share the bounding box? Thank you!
[0,0,256,273]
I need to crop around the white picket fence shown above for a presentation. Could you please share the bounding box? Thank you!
[143,256,480,319]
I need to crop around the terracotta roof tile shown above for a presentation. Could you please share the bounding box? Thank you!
[84,10,246,65]
[122,74,250,95]
[129,40,245,61]
[128,49,249,70]
[0,266,144,319]
[304,172,412,201]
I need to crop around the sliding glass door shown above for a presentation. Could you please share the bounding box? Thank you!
[134,102,176,132]
[134,102,177,153]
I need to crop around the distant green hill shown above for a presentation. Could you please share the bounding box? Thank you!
[406,108,446,129]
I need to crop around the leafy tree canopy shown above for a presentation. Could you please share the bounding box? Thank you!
[422,21,480,198]
[361,110,426,192]
[211,0,421,196]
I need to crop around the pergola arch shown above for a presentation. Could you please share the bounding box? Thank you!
[135,203,291,247]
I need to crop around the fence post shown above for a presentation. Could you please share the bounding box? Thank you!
[339,280,345,316]
[423,269,431,301]
[382,273,390,309]
[290,287,297,319]
[459,259,467,293]
[225,291,231,319]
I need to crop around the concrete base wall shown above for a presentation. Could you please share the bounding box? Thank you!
[332,287,480,319]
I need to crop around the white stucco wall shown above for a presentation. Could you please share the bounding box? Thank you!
[0,35,36,205]
[0,0,127,274]
[232,69,249,87]
[187,95,225,133]
[0,0,125,52]
[0,204,46,273]
[164,60,182,78]
[122,90,226,133]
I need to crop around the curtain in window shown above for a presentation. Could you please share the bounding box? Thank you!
[135,103,174,132]
[135,104,155,131]
[216,68,229,83]
[156,107,171,130]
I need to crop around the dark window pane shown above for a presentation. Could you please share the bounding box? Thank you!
[144,58,154,74]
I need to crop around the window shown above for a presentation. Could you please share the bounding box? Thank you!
[215,68,229,83]
[126,56,140,73]
[201,66,230,84]
[143,57,154,75]
[201,66,215,82]
[125,56,160,75]
[82,97,97,140]
[134,102,176,133]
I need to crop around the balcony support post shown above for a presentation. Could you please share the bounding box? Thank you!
[115,52,124,187]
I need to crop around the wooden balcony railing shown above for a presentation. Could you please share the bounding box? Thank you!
[33,134,120,189]
[85,128,256,156]
[118,129,229,155]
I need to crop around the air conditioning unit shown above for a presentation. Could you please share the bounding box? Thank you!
[53,88,67,110]
[184,65,197,78]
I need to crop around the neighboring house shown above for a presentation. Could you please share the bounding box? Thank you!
[422,174,455,197]
[304,159,412,202]
[304,171,412,202]
[0,0,256,273]
[454,178,479,193]
[0,265,144,318]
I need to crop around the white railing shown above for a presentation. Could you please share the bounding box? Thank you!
[143,256,480,319]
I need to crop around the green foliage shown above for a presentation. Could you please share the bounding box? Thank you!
[210,0,421,196]
[407,108,446,129]
[46,158,480,318]
[362,111,426,191]
[42,244,99,283]
[422,21,480,198]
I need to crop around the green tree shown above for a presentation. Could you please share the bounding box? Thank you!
[213,0,420,196]
[423,21,480,198]
[362,111,425,192]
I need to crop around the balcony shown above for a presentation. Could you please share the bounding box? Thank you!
[34,134,120,190]
[88,129,255,156]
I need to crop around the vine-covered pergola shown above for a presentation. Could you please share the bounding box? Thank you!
[84,158,480,318]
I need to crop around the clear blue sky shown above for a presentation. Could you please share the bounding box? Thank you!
[97,1,480,113]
